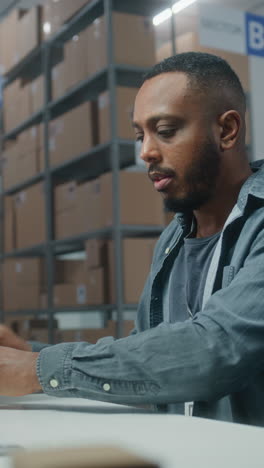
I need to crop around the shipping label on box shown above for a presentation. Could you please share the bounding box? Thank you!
[76,284,87,304]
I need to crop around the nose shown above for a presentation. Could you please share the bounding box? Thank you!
[140,135,162,165]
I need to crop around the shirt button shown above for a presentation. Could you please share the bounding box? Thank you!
[50,379,59,388]
[103,383,111,392]
[165,247,170,254]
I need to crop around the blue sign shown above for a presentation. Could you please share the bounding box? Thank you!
[246,12,264,57]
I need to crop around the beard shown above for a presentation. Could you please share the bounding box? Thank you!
[162,138,221,213]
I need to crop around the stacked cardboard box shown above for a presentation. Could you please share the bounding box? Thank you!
[17,7,41,62]
[49,102,97,167]
[84,12,155,75]
[98,87,138,143]
[2,124,44,190]
[3,79,30,132]
[4,196,16,253]
[30,75,44,113]
[41,0,90,41]
[51,11,155,101]
[0,7,42,75]
[3,77,44,133]
[2,258,46,311]
[100,171,166,227]
[0,10,19,74]
[14,182,46,249]
[54,178,104,239]
[50,257,105,307]
[107,238,158,304]
[84,236,159,304]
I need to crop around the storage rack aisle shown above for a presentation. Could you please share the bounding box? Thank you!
[0,0,174,343]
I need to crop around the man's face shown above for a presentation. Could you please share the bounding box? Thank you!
[133,72,222,213]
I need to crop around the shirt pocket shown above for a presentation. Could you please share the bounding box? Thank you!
[221,265,235,288]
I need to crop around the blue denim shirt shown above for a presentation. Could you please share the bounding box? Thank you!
[36,160,264,426]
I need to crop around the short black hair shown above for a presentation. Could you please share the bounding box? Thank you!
[143,52,246,114]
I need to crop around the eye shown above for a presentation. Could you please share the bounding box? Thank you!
[135,133,144,142]
[157,128,176,138]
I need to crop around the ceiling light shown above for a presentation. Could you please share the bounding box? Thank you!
[153,8,172,26]
[172,0,197,15]
[43,22,51,34]
[153,0,197,26]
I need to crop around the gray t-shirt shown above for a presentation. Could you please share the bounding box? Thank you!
[162,230,221,414]
[163,230,221,323]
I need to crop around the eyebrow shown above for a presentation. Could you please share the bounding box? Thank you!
[132,114,183,129]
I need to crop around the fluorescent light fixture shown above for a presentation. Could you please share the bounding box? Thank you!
[153,0,197,26]
[172,0,197,15]
[153,8,172,26]
[43,22,51,34]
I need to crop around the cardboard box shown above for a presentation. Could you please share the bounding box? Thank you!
[100,171,165,226]
[54,178,104,239]
[2,258,46,286]
[17,7,41,62]
[41,1,61,41]
[55,259,87,284]
[2,258,46,311]
[2,142,19,189]
[54,181,78,213]
[37,123,45,171]
[41,1,90,41]
[3,285,43,312]
[76,178,105,232]
[0,10,19,74]
[98,86,138,143]
[30,74,44,113]
[64,32,87,90]
[2,126,43,189]
[3,79,20,132]
[56,0,89,24]
[53,268,104,306]
[49,102,95,167]
[15,182,46,249]
[51,60,68,101]
[84,12,155,76]
[85,239,108,269]
[4,196,16,252]
[107,238,158,304]
[157,32,249,92]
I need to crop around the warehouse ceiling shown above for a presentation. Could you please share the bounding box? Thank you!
[0,0,264,20]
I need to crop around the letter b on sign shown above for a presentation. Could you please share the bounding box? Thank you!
[246,13,264,57]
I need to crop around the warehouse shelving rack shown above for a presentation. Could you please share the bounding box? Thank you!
[0,0,176,342]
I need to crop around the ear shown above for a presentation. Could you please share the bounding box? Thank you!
[218,110,241,151]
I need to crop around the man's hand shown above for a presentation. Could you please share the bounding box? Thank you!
[0,325,31,351]
[0,346,42,396]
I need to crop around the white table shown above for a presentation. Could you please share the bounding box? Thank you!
[0,394,263,468]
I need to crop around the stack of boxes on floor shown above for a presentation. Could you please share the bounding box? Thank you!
[0,1,173,342]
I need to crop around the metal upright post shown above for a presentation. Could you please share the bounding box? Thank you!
[42,42,55,343]
[104,0,124,338]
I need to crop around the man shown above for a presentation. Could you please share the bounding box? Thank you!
[1,52,264,426]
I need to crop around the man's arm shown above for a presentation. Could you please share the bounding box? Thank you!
[0,347,41,396]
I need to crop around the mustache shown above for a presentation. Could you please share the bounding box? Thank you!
[148,164,176,180]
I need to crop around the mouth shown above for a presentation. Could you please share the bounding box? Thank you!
[149,173,174,191]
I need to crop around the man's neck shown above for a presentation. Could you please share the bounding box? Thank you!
[193,168,252,238]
